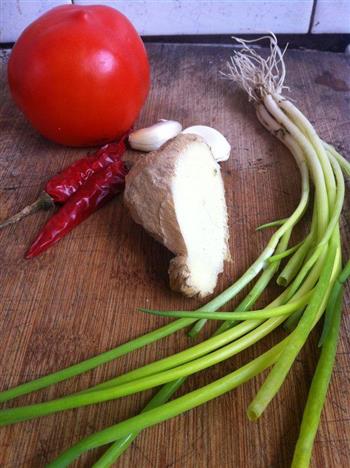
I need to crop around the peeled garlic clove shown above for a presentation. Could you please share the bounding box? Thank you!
[129,120,182,152]
[182,125,231,162]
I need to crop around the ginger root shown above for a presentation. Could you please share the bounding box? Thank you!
[124,133,230,298]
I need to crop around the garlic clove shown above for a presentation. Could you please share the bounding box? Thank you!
[129,120,182,152]
[181,125,231,162]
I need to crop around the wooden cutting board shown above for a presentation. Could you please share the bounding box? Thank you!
[0,43,349,468]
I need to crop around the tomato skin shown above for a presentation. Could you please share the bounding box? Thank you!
[8,5,150,147]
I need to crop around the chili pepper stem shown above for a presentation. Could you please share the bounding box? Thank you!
[0,191,54,230]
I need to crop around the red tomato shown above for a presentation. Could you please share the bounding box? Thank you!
[7,5,150,147]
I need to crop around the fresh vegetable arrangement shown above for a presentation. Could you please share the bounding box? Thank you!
[1,33,349,468]
[1,118,232,275]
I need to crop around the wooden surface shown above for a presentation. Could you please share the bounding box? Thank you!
[0,44,349,467]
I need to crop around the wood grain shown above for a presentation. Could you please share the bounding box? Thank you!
[0,44,349,467]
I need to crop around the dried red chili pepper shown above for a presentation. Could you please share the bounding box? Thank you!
[45,137,128,203]
[26,160,128,258]
[0,135,129,230]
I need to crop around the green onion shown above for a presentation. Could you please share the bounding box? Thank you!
[92,379,186,468]
[324,143,350,177]
[47,341,287,468]
[277,203,317,287]
[283,308,304,332]
[0,229,295,404]
[319,258,350,346]
[291,287,343,467]
[214,229,292,335]
[256,218,288,231]
[267,239,306,264]
[139,291,312,321]
[93,230,296,467]
[247,231,339,420]
[0,314,288,426]
[0,318,193,403]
